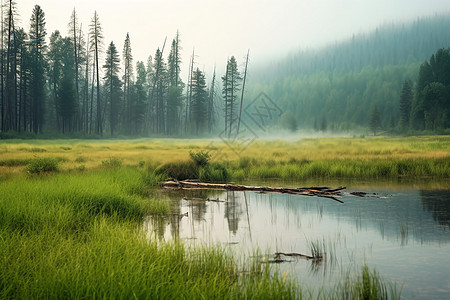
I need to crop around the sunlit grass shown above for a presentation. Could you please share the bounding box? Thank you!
[1,136,449,176]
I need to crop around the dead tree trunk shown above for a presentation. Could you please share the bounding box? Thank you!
[162,180,345,203]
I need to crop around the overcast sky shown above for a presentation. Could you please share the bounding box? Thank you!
[15,0,450,77]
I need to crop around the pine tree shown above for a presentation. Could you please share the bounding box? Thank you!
[122,33,133,133]
[58,38,76,133]
[134,61,147,134]
[16,28,30,132]
[412,48,450,130]
[103,41,121,136]
[369,106,382,135]
[28,4,47,134]
[166,32,183,135]
[191,68,208,135]
[222,56,241,137]
[150,48,167,134]
[48,30,63,130]
[89,11,103,135]
[68,8,81,131]
[207,67,216,133]
[2,0,18,131]
[399,79,413,130]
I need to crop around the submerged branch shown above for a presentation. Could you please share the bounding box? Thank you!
[162,180,345,203]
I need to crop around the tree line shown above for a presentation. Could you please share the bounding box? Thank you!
[0,2,248,137]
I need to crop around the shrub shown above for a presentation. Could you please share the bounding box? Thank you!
[199,163,230,183]
[101,157,123,168]
[155,161,198,180]
[25,157,59,175]
[189,150,210,167]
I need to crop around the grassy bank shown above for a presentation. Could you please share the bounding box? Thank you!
[0,168,298,299]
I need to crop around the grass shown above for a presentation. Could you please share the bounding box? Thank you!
[0,166,299,299]
[2,136,448,180]
[0,136,440,297]
[332,265,402,300]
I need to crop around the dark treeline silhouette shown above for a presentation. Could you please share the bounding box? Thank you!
[0,3,236,138]
[249,14,450,133]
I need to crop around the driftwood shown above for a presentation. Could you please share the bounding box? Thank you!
[162,180,345,203]
[275,252,322,261]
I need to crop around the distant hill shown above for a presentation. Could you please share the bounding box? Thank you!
[247,14,450,131]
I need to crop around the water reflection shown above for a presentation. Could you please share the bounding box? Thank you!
[421,190,450,229]
[144,187,450,299]
[224,191,243,234]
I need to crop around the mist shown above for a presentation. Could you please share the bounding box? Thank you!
[17,0,450,73]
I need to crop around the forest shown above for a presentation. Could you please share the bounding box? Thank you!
[248,14,450,133]
[0,2,244,138]
[0,2,449,138]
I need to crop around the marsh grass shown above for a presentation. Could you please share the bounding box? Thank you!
[2,136,448,180]
[0,158,32,166]
[333,265,402,300]
[25,157,59,175]
[101,157,123,168]
[243,157,450,180]
[0,136,414,298]
[0,168,297,299]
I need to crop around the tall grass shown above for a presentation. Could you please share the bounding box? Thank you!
[332,265,402,300]
[2,136,449,179]
[242,157,450,180]
[0,168,298,299]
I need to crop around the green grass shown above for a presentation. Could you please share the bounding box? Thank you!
[0,137,438,297]
[1,136,449,180]
[236,157,450,180]
[0,167,298,299]
[332,265,402,300]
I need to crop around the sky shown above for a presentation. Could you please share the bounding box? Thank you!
[14,0,450,78]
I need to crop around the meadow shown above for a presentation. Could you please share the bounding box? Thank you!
[1,135,449,182]
[1,135,446,298]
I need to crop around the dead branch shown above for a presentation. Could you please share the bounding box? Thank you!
[162,180,345,203]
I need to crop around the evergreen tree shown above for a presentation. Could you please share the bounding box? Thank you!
[2,0,18,131]
[68,8,81,131]
[58,37,76,133]
[122,33,133,133]
[150,48,167,134]
[134,61,147,134]
[369,106,382,135]
[89,11,103,135]
[222,56,241,136]
[399,79,413,130]
[48,31,76,132]
[28,4,47,134]
[191,68,208,135]
[103,41,121,136]
[167,31,182,86]
[48,30,63,130]
[166,32,183,135]
[16,28,30,132]
[412,48,450,130]
[207,67,216,133]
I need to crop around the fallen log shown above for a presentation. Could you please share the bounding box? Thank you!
[162,180,345,203]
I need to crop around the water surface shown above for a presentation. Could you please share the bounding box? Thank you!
[145,184,450,299]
